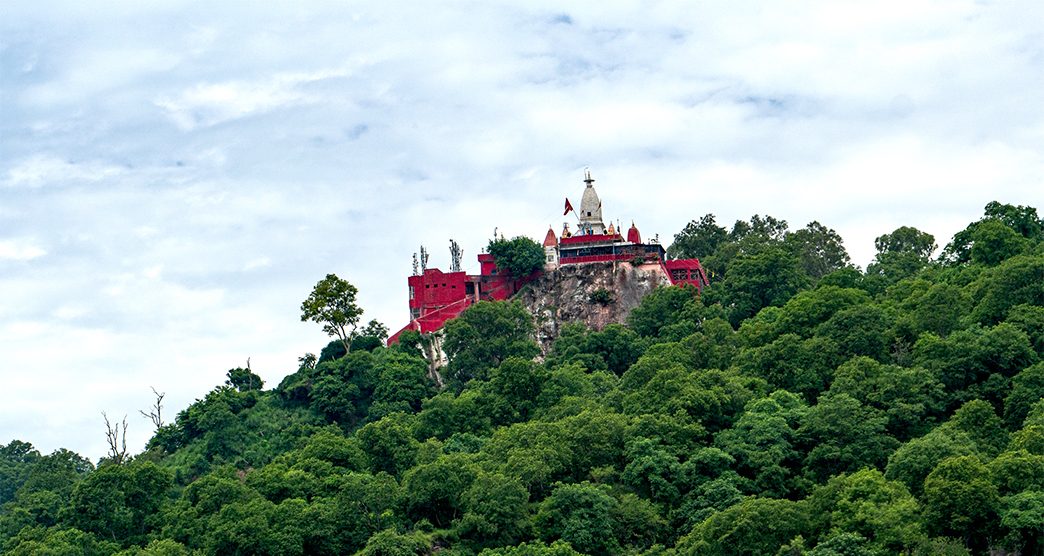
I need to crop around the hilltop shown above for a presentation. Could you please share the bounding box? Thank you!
[2,201,1043,556]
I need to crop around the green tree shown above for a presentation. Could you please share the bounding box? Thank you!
[828,357,945,441]
[734,334,841,401]
[712,243,810,326]
[225,367,264,392]
[443,301,539,385]
[305,472,404,553]
[816,303,892,362]
[0,441,42,505]
[750,285,870,344]
[675,496,810,556]
[301,273,364,355]
[369,351,435,420]
[799,393,899,483]
[784,221,852,280]
[999,490,1044,556]
[806,532,876,556]
[970,219,1031,266]
[922,455,1000,553]
[402,453,477,527]
[458,472,531,547]
[714,391,807,497]
[942,201,1043,264]
[63,461,172,546]
[114,538,194,555]
[987,450,1044,495]
[947,399,1009,457]
[479,541,584,555]
[355,413,419,477]
[3,527,120,556]
[309,351,377,425]
[627,285,701,340]
[356,528,430,556]
[895,281,968,339]
[482,357,545,425]
[866,226,937,284]
[969,254,1044,325]
[807,469,926,554]
[667,214,729,261]
[353,319,390,352]
[1005,362,1044,428]
[621,438,682,504]
[536,482,620,556]
[488,236,545,278]
[884,426,978,496]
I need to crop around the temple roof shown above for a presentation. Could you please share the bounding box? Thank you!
[543,226,558,247]
[579,169,604,232]
[627,222,641,244]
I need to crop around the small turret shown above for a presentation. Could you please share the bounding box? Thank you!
[543,226,559,270]
[543,226,558,247]
[627,221,641,244]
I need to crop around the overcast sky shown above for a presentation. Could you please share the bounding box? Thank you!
[2,1,1043,460]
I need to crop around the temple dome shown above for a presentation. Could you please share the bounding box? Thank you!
[627,222,641,244]
[543,226,558,247]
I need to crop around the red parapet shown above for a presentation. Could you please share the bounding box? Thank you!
[559,233,624,246]
[663,258,710,290]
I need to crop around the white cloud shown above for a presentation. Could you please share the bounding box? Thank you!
[3,155,124,188]
[154,68,355,130]
[243,257,271,271]
[0,240,46,261]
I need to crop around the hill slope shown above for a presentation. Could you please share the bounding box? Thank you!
[2,202,1043,556]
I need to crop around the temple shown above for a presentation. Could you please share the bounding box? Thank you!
[388,171,709,344]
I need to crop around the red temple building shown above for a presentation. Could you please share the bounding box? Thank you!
[388,171,709,344]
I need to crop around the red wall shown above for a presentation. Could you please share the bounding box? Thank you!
[408,268,469,312]
[663,259,710,289]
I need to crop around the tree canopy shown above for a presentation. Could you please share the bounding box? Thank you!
[300,273,364,354]
[488,236,545,279]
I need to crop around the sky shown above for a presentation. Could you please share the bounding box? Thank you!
[2,1,1043,461]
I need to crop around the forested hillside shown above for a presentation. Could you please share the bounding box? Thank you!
[3,201,1043,555]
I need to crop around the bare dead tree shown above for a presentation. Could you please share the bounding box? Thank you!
[102,412,128,464]
[138,387,165,429]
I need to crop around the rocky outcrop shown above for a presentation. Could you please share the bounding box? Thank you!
[516,261,671,352]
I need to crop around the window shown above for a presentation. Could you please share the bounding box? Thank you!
[409,286,415,299]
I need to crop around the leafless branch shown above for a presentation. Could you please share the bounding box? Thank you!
[102,411,128,464]
[138,387,165,429]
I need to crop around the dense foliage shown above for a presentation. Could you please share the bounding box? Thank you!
[3,201,1043,555]
[488,236,545,279]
